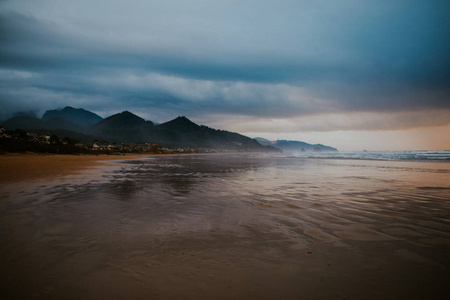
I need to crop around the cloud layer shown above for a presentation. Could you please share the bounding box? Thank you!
[1,0,449,137]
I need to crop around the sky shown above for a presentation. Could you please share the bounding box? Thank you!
[0,0,449,151]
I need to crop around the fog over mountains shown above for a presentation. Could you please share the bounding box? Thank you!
[255,137,338,153]
[2,106,338,152]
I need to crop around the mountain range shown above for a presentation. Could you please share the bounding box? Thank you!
[2,106,338,152]
[2,107,279,151]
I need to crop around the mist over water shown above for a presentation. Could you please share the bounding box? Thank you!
[1,154,449,299]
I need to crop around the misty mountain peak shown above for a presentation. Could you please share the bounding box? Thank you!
[158,116,199,131]
[101,111,146,127]
[42,106,103,125]
[174,116,197,125]
[87,110,157,143]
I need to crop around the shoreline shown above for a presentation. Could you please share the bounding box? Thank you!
[0,153,152,185]
[2,151,448,186]
[0,152,249,185]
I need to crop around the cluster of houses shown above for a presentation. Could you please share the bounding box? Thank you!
[0,126,218,154]
[27,132,52,144]
[84,143,217,154]
[1,129,58,145]
[0,127,10,139]
[81,142,165,153]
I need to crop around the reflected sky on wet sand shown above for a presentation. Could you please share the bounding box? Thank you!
[1,154,449,299]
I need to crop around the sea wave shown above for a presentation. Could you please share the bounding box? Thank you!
[277,150,450,162]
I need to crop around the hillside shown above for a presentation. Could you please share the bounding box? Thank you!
[3,116,86,133]
[2,107,279,152]
[42,106,103,125]
[88,111,160,143]
[158,116,277,151]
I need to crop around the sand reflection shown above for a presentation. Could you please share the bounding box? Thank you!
[1,154,449,299]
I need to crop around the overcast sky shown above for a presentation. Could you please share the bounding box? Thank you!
[1,0,449,150]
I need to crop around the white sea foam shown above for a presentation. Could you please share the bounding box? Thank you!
[278,150,450,162]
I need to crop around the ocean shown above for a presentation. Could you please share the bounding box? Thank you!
[1,153,449,299]
[280,150,450,161]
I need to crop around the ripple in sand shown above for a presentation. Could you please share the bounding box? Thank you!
[333,225,396,241]
[304,228,339,242]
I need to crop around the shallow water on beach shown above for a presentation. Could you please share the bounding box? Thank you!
[1,154,449,299]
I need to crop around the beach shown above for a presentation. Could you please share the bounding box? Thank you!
[1,153,449,299]
[0,154,151,184]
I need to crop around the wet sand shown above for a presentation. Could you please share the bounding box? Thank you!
[0,154,449,299]
[0,153,150,184]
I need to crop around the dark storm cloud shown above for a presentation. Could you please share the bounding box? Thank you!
[0,0,449,128]
[0,10,318,83]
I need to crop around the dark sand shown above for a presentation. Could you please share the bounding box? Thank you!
[0,154,449,299]
[0,153,149,184]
